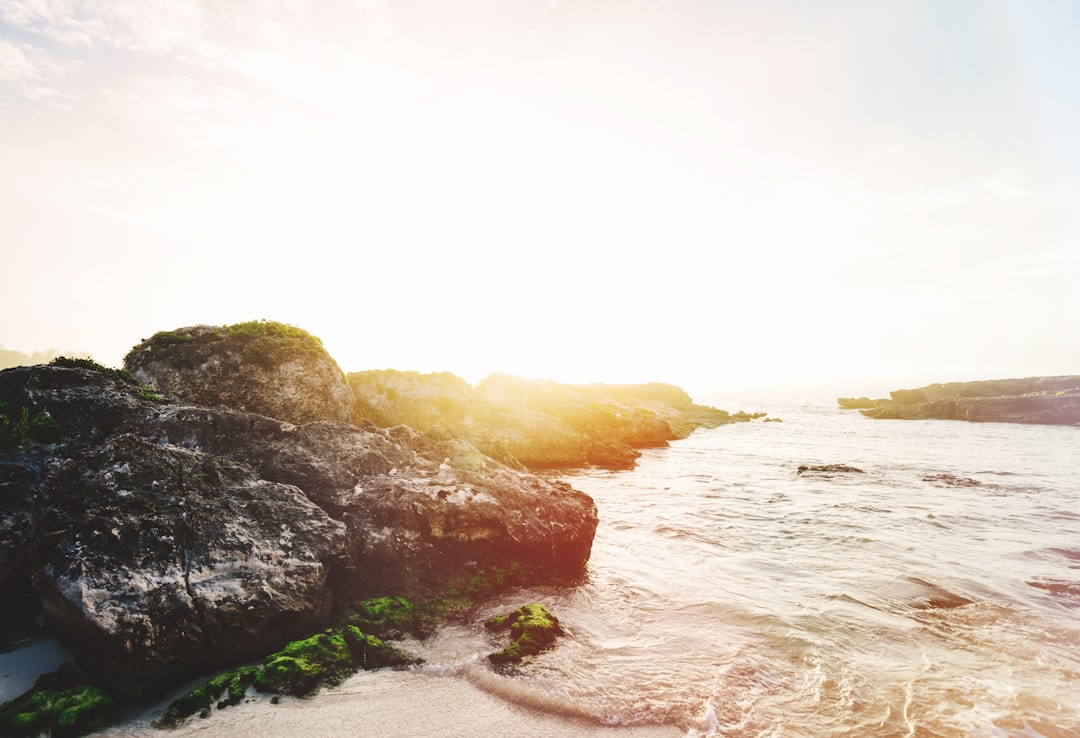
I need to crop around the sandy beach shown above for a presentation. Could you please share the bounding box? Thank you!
[0,639,73,703]
[92,668,683,738]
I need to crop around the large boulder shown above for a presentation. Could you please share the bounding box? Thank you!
[0,364,346,698]
[1,353,598,698]
[124,322,355,425]
[32,436,346,698]
[149,411,598,601]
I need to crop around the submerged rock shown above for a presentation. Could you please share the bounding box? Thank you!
[797,464,865,476]
[485,603,565,665]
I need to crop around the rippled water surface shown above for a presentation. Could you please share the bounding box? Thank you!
[461,401,1080,737]
[97,401,1080,738]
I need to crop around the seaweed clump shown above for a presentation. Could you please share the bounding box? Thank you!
[0,684,115,738]
[485,604,565,665]
[154,627,419,728]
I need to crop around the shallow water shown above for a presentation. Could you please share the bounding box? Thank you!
[99,400,1080,737]
[514,400,1080,737]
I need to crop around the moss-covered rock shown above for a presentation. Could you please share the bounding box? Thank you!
[485,604,565,665]
[349,370,752,472]
[252,631,355,696]
[124,321,355,425]
[155,627,421,728]
[341,626,420,671]
[0,684,115,738]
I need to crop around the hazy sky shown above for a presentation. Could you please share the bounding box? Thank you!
[2,0,1077,397]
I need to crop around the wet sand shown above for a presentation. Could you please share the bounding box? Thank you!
[0,639,73,703]
[95,668,683,738]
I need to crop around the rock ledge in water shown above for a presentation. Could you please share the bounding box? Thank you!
[848,376,1080,425]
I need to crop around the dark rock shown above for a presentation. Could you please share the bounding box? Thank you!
[31,433,346,698]
[31,662,89,693]
[797,464,865,476]
[922,473,990,488]
[1,343,599,698]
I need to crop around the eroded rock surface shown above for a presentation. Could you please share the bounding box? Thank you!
[125,322,355,425]
[0,345,598,699]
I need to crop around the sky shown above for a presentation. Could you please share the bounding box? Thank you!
[1,0,1078,399]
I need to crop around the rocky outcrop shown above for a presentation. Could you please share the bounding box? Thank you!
[1,364,347,698]
[1,344,598,700]
[125,322,355,425]
[837,396,875,409]
[350,370,745,471]
[853,376,1080,425]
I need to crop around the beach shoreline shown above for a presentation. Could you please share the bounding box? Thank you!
[92,667,685,738]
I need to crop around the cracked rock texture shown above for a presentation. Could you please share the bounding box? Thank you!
[0,333,598,699]
[125,323,356,425]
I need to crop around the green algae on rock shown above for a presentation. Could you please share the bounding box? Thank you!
[154,627,420,728]
[485,604,565,665]
[124,321,356,425]
[0,684,115,738]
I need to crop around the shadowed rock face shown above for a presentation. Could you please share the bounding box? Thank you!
[32,435,346,698]
[853,376,1080,425]
[125,323,355,426]
[0,350,598,699]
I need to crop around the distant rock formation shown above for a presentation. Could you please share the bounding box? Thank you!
[837,396,875,409]
[350,370,744,471]
[850,376,1080,425]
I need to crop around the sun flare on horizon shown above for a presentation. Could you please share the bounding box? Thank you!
[1,1,1078,398]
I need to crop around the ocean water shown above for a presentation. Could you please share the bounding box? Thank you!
[412,400,1080,737]
[97,400,1080,736]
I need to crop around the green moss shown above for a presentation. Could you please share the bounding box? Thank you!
[486,604,564,665]
[248,631,355,697]
[49,356,138,385]
[158,628,422,727]
[157,566,543,727]
[138,385,166,403]
[348,596,431,639]
[0,685,114,738]
[342,626,422,670]
[220,321,327,368]
[484,614,508,629]
[154,666,260,727]
[0,405,61,450]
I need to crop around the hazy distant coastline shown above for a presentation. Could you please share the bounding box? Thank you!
[840,375,1080,425]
